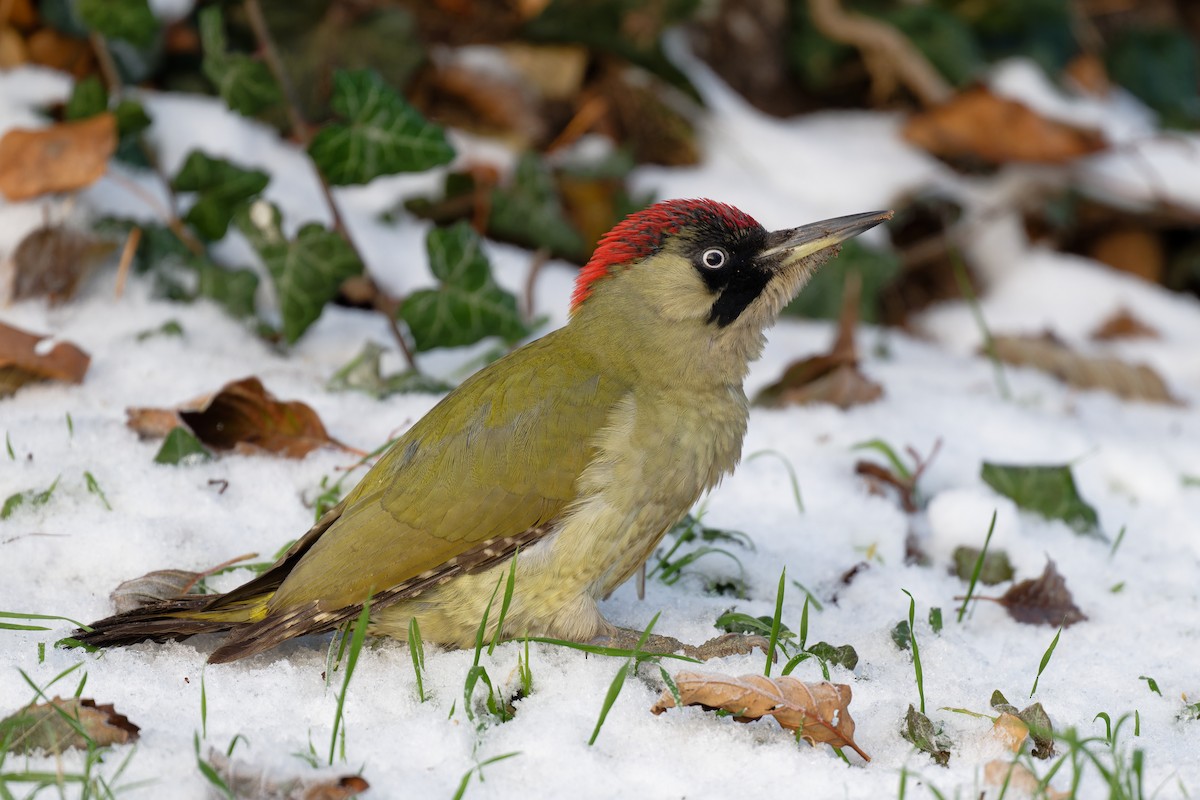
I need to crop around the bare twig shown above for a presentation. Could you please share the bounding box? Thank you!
[242,0,418,370]
[88,32,124,94]
[114,225,141,298]
[807,0,952,108]
[523,248,550,322]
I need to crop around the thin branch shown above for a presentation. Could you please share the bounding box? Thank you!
[523,248,550,322]
[114,225,140,298]
[88,31,123,94]
[242,0,418,371]
[807,0,952,108]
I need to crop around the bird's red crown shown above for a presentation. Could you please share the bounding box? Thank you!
[570,198,760,311]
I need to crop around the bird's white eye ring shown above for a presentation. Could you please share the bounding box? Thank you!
[701,247,727,269]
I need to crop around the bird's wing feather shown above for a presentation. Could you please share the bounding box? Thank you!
[266,329,624,614]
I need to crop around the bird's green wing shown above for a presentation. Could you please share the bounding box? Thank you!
[267,328,625,614]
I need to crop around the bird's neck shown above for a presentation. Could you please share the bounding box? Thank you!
[564,292,766,392]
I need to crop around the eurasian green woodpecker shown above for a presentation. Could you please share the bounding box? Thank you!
[80,199,891,662]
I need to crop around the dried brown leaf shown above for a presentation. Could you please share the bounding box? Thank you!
[0,114,116,201]
[1090,308,1159,341]
[205,749,369,799]
[126,376,345,458]
[903,87,1107,165]
[755,272,883,409]
[0,697,139,755]
[650,671,870,761]
[26,28,94,77]
[991,333,1179,404]
[984,760,1069,799]
[992,559,1086,627]
[110,569,204,614]
[10,224,115,304]
[109,553,257,613]
[991,711,1030,752]
[1088,226,1163,283]
[0,321,90,398]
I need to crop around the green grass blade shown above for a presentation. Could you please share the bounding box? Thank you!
[765,567,786,677]
[901,589,925,714]
[956,510,998,623]
[328,598,371,765]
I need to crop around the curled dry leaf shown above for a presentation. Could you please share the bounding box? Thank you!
[903,87,1107,165]
[988,559,1086,628]
[10,224,115,304]
[991,332,1179,405]
[0,697,139,755]
[650,670,870,761]
[127,376,347,458]
[0,114,117,201]
[110,553,258,612]
[0,321,90,398]
[1090,308,1159,341]
[755,272,883,409]
[206,749,369,800]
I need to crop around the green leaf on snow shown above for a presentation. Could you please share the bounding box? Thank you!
[171,150,270,241]
[237,203,362,343]
[308,69,454,185]
[400,222,528,352]
[981,462,1102,538]
[198,6,282,117]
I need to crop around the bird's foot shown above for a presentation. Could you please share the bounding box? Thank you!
[592,628,772,661]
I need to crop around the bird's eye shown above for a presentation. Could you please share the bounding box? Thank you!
[700,247,727,270]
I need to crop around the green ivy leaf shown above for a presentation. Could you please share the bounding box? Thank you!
[1107,28,1200,128]
[308,69,454,185]
[400,222,528,352]
[171,151,270,241]
[194,259,259,319]
[806,641,859,671]
[154,427,211,465]
[237,203,362,343]
[77,0,157,46]
[901,704,952,766]
[65,76,107,120]
[198,6,282,117]
[489,152,586,262]
[981,462,1103,538]
[113,99,152,137]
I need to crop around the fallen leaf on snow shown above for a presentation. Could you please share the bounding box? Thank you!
[0,114,116,201]
[0,321,90,397]
[985,559,1086,628]
[991,711,1029,752]
[109,553,257,613]
[0,697,139,755]
[984,760,1069,799]
[1090,308,1159,341]
[127,376,348,458]
[755,272,883,409]
[9,224,115,304]
[903,86,1106,164]
[650,670,869,760]
[991,332,1179,405]
[205,749,369,799]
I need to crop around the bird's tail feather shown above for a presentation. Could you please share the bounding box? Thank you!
[75,593,269,649]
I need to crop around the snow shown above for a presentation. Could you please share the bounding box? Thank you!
[3,44,1200,800]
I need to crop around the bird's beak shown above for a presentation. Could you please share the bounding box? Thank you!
[762,210,894,264]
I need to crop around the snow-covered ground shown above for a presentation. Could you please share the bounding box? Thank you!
[2,45,1200,800]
